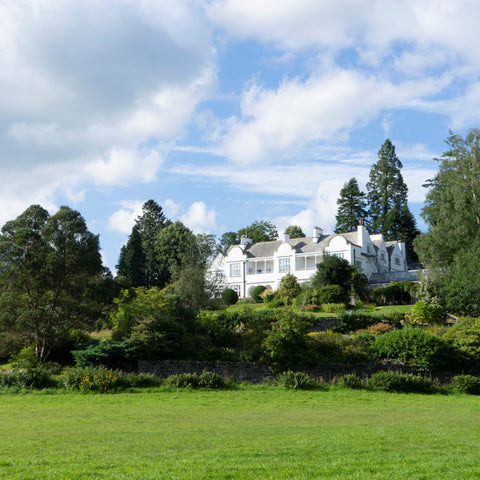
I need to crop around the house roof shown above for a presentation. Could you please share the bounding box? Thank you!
[232,231,360,259]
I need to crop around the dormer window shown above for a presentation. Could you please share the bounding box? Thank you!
[279,258,290,273]
[230,263,241,277]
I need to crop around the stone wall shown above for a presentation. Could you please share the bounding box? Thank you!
[138,359,425,384]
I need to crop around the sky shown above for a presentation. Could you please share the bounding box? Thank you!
[1,0,479,272]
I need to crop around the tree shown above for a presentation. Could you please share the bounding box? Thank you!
[195,233,219,267]
[219,231,238,254]
[237,220,278,243]
[155,220,200,288]
[116,225,146,287]
[135,200,169,287]
[366,139,419,259]
[415,129,480,267]
[285,225,305,238]
[0,205,105,360]
[334,178,368,233]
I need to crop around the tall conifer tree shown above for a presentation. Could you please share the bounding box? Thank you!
[334,178,368,233]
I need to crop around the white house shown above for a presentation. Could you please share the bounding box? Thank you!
[208,222,408,298]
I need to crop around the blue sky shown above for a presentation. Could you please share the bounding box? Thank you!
[1,0,479,271]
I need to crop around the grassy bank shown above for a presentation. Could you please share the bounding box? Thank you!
[1,388,479,479]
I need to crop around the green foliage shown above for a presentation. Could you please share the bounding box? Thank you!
[322,303,347,313]
[415,129,480,267]
[442,317,480,366]
[335,311,377,333]
[111,287,172,339]
[277,273,301,305]
[371,281,417,305]
[284,225,305,238]
[237,220,278,243]
[222,288,239,306]
[116,225,146,287]
[372,327,451,372]
[318,285,348,304]
[0,367,56,390]
[335,374,363,389]
[164,371,225,389]
[275,371,315,390]
[406,301,444,325]
[263,311,315,372]
[368,371,436,393]
[266,298,285,309]
[61,366,122,392]
[311,255,352,290]
[334,178,368,233]
[155,220,200,289]
[260,289,275,303]
[450,375,480,395]
[367,139,419,260]
[71,339,138,368]
[0,204,105,361]
[416,269,446,306]
[444,245,480,315]
[251,285,267,303]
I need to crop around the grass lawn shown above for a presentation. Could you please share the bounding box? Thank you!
[1,388,479,479]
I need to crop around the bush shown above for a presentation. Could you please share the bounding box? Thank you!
[72,339,138,368]
[316,285,348,304]
[368,371,436,393]
[442,317,480,367]
[266,298,285,309]
[335,374,363,389]
[251,285,267,303]
[372,327,451,372]
[277,273,301,305]
[221,288,239,306]
[164,371,226,389]
[260,289,275,303]
[275,371,315,390]
[322,303,346,313]
[61,366,122,392]
[406,301,444,325]
[335,311,377,333]
[0,367,57,390]
[367,322,393,335]
[450,375,480,395]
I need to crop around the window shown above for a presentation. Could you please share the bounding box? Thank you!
[332,252,344,259]
[355,260,362,269]
[394,256,401,266]
[230,263,241,277]
[279,258,290,273]
[231,284,241,296]
[380,253,386,262]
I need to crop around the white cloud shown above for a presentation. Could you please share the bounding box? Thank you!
[163,199,181,219]
[222,70,443,164]
[180,202,218,233]
[0,0,215,213]
[106,201,144,234]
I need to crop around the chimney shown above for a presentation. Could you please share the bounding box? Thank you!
[313,226,323,242]
[281,232,290,243]
[240,235,251,246]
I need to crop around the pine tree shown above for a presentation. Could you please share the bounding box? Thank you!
[334,178,368,233]
[117,225,146,287]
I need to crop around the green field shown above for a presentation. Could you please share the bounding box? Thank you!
[1,388,479,479]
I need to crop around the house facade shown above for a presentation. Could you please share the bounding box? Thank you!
[208,223,408,299]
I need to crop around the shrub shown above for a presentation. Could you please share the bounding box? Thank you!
[450,375,480,395]
[367,322,393,335]
[316,285,348,304]
[198,370,225,389]
[260,289,275,303]
[221,288,239,306]
[368,371,436,393]
[372,327,451,372]
[275,371,315,390]
[266,298,285,309]
[121,373,162,388]
[322,303,346,313]
[251,285,267,303]
[406,301,444,325]
[442,317,480,366]
[298,304,322,313]
[164,371,226,389]
[0,367,56,390]
[335,311,377,333]
[335,374,363,389]
[72,339,138,368]
[277,273,301,305]
[61,366,122,392]
[164,373,199,388]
